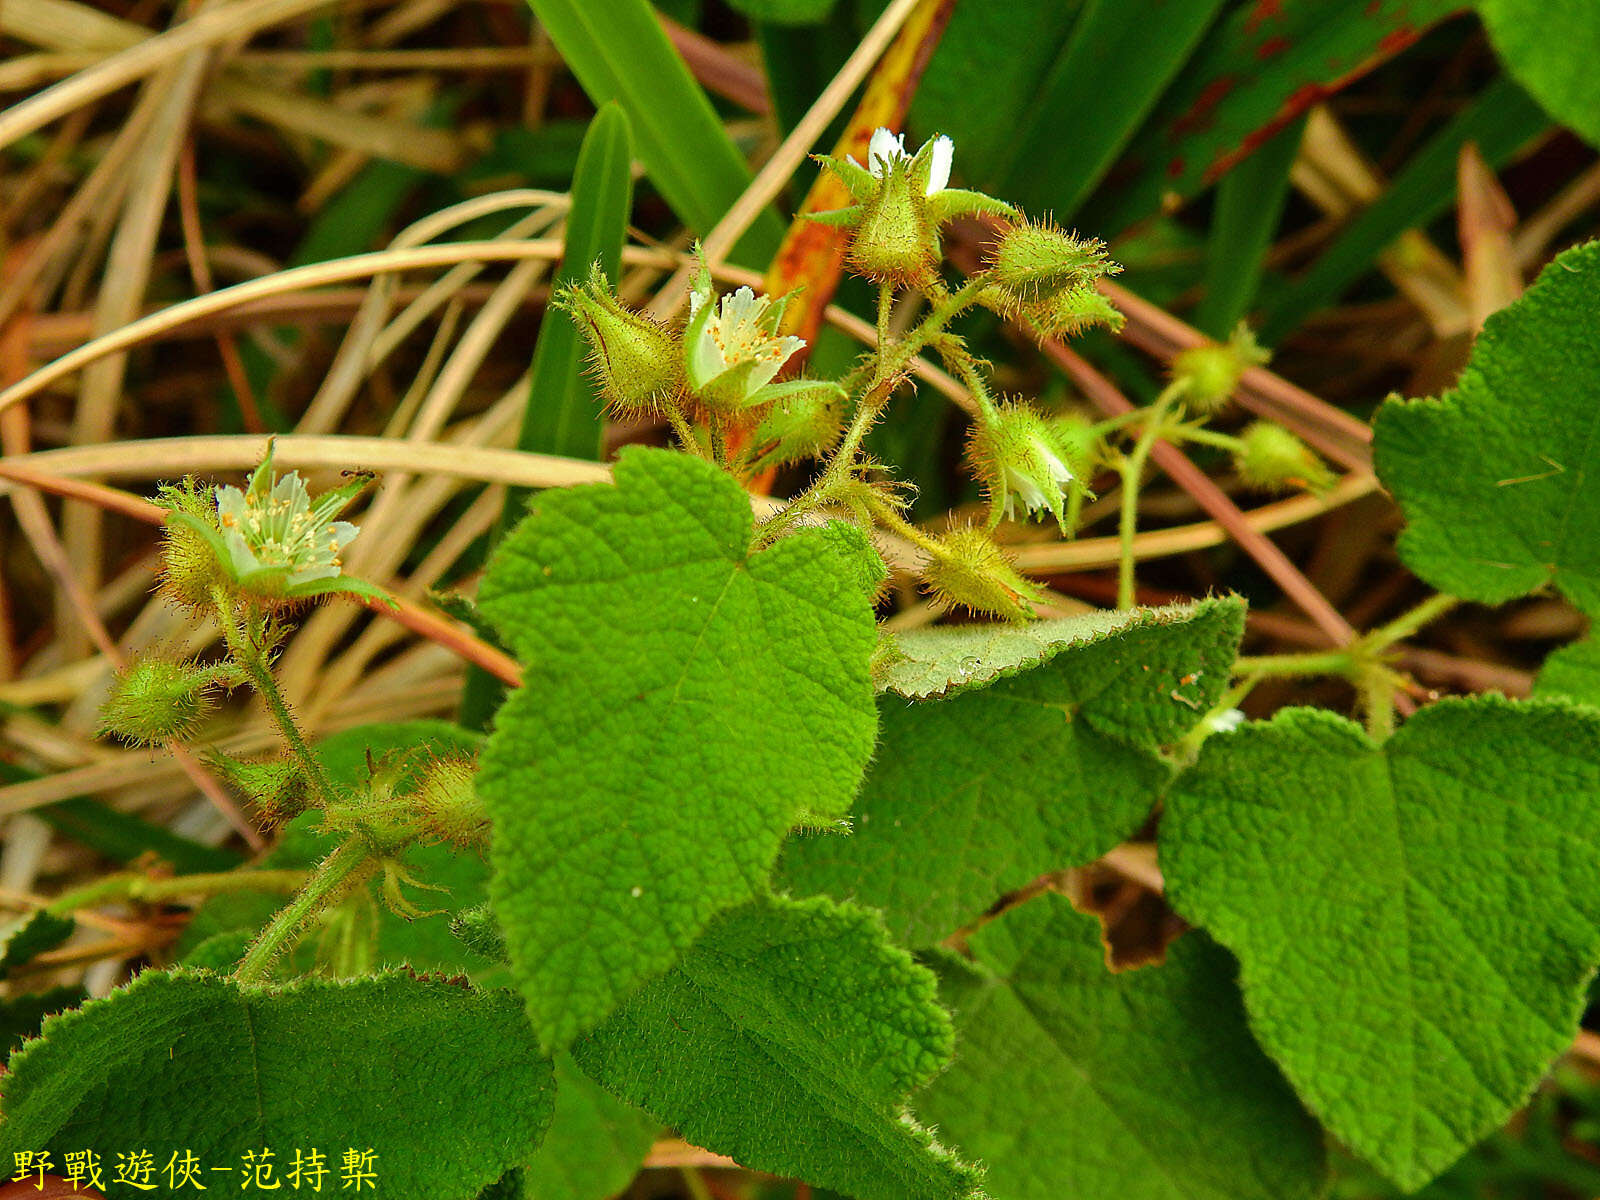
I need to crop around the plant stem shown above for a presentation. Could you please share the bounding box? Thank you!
[212,585,335,807]
[234,841,377,984]
[1366,592,1461,651]
[46,868,307,916]
[1115,382,1185,609]
[1234,651,1357,679]
[876,281,895,346]
[757,279,989,544]
[664,404,701,456]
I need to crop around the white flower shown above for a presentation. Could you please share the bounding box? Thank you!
[686,283,806,408]
[850,127,953,196]
[997,434,1074,522]
[215,470,358,588]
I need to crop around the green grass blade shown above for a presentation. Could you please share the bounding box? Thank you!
[528,0,784,263]
[459,104,636,728]
[1193,114,1303,337]
[999,0,1228,219]
[518,102,634,464]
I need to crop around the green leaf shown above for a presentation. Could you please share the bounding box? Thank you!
[0,970,555,1200]
[519,104,634,465]
[875,599,1234,700]
[908,0,1088,185]
[1374,242,1600,614]
[0,986,83,1059]
[1193,115,1303,337]
[783,599,1244,946]
[916,895,1326,1200]
[1535,639,1600,705]
[527,0,784,263]
[478,447,879,1052]
[726,0,839,23]
[994,0,1229,219]
[572,894,982,1200]
[0,911,73,981]
[1161,697,1600,1188]
[1479,0,1600,147]
[520,1057,658,1200]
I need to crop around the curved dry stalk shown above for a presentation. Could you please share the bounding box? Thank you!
[1011,473,1378,572]
[0,0,345,150]
[650,0,931,314]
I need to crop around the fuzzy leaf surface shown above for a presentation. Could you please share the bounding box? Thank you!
[0,970,554,1200]
[519,1056,658,1200]
[572,894,982,1200]
[478,447,878,1051]
[1478,0,1600,147]
[917,895,1325,1200]
[782,598,1243,945]
[1161,698,1600,1188]
[1535,639,1600,706]
[1374,242,1600,613]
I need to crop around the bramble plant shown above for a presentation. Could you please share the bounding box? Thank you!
[6,113,1600,1200]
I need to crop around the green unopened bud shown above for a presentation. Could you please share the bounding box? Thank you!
[1233,421,1336,492]
[1000,284,1125,342]
[968,403,1079,530]
[99,659,219,746]
[450,903,507,962]
[557,266,683,414]
[412,757,487,850]
[986,220,1118,303]
[921,527,1045,623]
[209,752,307,825]
[1172,324,1270,415]
[752,381,846,466]
[156,479,228,609]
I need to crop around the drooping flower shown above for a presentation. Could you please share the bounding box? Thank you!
[968,403,1080,530]
[811,128,1015,288]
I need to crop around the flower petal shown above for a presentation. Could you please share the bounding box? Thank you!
[926,134,954,195]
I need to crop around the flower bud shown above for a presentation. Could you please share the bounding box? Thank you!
[812,128,1015,291]
[557,266,683,414]
[99,659,218,746]
[412,757,488,850]
[156,479,228,609]
[921,527,1044,623]
[450,903,507,962]
[968,403,1079,531]
[1233,421,1336,493]
[1003,284,1125,342]
[1172,324,1271,415]
[751,380,846,465]
[985,221,1117,304]
[209,752,307,825]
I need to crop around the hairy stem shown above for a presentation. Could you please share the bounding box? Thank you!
[212,585,335,807]
[46,869,307,916]
[1116,383,1185,609]
[233,841,377,984]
